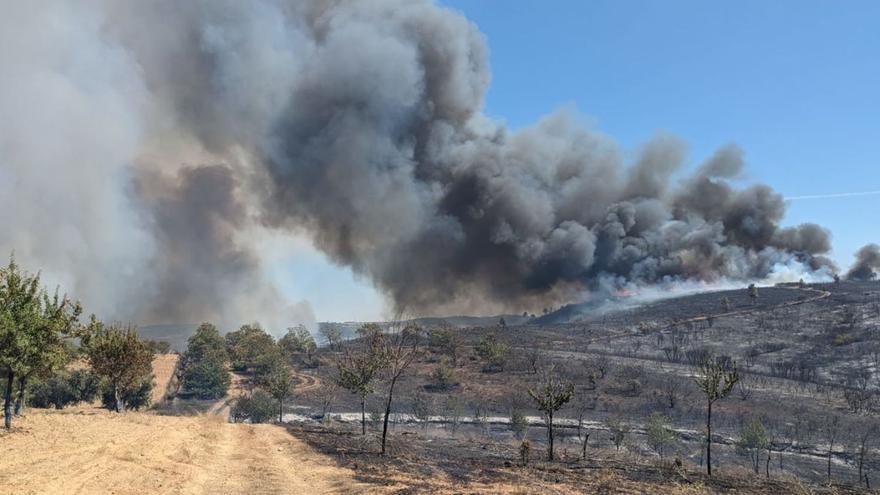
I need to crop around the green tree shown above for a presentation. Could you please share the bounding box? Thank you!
[0,257,81,428]
[737,419,769,474]
[225,323,277,373]
[334,324,385,435]
[475,332,510,372]
[84,319,154,412]
[263,362,294,422]
[693,356,739,476]
[528,368,574,461]
[182,323,230,399]
[279,325,317,366]
[646,413,677,459]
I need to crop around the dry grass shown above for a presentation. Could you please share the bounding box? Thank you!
[0,407,383,495]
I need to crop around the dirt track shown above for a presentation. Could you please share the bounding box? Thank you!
[0,408,381,495]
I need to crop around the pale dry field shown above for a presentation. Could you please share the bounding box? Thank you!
[0,407,381,495]
[150,354,180,404]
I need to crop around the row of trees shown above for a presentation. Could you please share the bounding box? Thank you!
[1,257,159,428]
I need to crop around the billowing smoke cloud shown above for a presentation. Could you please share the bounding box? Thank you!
[0,0,841,322]
[846,244,880,281]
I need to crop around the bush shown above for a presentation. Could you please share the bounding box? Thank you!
[100,377,153,411]
[230,390,276,424]
[28,375,75,409]
[428,363,458,390]
[27,369,100,409]
[475,333,510,372]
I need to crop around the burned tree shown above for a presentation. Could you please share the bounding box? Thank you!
[528,367,574,461]
[378,324,422,455]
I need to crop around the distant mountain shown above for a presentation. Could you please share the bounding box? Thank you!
[137,324,197,352]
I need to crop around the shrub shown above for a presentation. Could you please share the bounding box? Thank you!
[27,369,100,409]
[428,363,458,390]
[28,375,75,409]
[100,376,153,411]
[475,333,510,372]
[510,409,529,440]
[231,390,276,424]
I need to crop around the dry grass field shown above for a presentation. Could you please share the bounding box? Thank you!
[0,407,380,495]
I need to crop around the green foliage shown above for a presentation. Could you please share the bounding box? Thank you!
[262,362,294,422]
[279,325,317,365]
[475,332,510,372]
[510,408,529,440]
[28,369,99,410]
[144,340,172,355]
[84,318,154,412]
[428,325,463,366]
[182,322,230,399]
[646,413,677,458]
[231,390,277,424]
[606,416,631,451]
[183,360,230,400]
[28,373,74,409]
[528,369,574,461]
[225,323,279,373]
[100,376,153,411]
[428,362,458,390]
[737,419,769,473]
[0,256,82,427]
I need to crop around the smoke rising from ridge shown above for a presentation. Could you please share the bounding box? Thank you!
[846,244,880,281]
[0,0,840,324]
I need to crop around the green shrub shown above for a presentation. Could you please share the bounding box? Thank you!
[183,359,231,399]
[230,390,276,423]
[27,369,100,409]
[28,374,75,409]
[100,377,153,411]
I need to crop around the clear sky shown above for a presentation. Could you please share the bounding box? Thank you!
[276,1,879,321]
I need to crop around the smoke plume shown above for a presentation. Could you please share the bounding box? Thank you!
[846,244,880,281]
[0,0,841,323]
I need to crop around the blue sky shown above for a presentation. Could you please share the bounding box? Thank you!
[277,1,879,321]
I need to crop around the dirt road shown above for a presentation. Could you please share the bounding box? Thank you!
[0,408,381,495]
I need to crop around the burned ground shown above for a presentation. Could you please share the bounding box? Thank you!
[287,281,880,491]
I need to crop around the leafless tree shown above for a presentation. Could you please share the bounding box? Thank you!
[378,323,422,455]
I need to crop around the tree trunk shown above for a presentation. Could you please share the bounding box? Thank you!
[113,381,124,413]
[765,448,771,478]
[547,411,554,461]
[278,398,283,423]
[380,377,398,456]
[360,397,366,435]
[581,432,590,460]
[4,369,14,429]
[14,374,26,416]
[827,441,833,482]
[706,400,713,476]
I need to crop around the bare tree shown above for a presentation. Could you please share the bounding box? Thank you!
[528,367,574,461]
[823,414,840,483]
[853,420,874,488]
[693,356,739,476]
[379,324,422,455]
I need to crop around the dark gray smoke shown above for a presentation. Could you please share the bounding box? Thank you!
[0,0,841,321]
[846,244,880,281]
